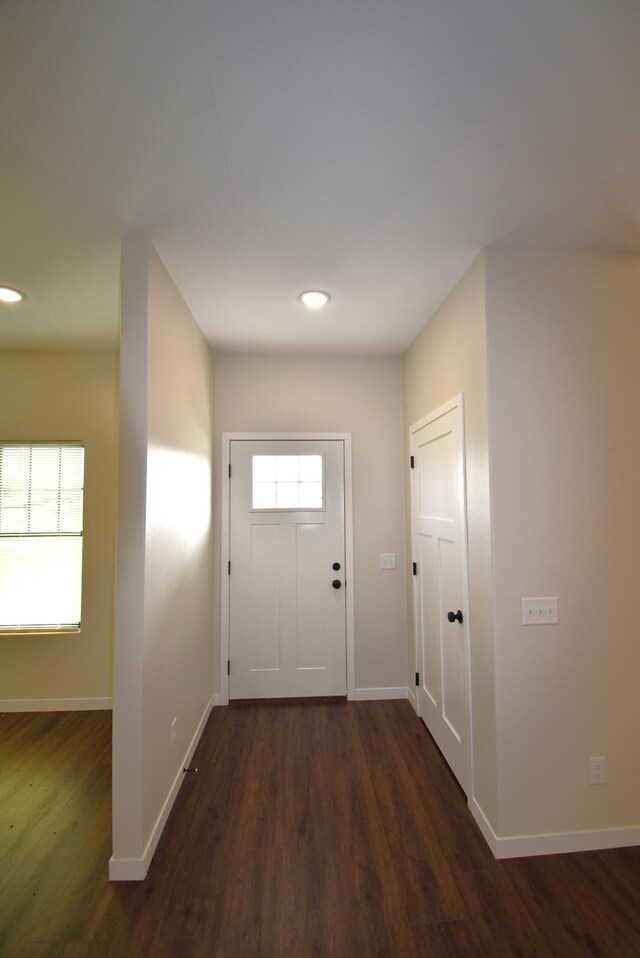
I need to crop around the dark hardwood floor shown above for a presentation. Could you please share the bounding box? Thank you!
[1,701,639,957]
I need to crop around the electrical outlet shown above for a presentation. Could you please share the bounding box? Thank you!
[380,553,396,570]
[589,756,606,785]
[170,717,177,747]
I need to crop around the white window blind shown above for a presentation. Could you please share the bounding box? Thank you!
[0,444,84,630]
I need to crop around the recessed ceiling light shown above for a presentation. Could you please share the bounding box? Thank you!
[299,290,331,309]
[0,286,25,304]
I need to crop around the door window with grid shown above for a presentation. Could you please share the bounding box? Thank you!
[251,454,324,510]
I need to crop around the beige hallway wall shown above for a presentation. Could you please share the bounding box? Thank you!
[402,254,496,825]
[112,238,215,875]
[0,350,118,706]
[214,353,407,694]
[486,249,640,837]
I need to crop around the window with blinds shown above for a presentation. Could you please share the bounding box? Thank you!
[0,444,84,631]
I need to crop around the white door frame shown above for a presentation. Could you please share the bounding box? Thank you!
[220,432,355,705]
[409,395,474,795]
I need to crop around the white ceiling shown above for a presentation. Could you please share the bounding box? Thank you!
[1,0,639,354]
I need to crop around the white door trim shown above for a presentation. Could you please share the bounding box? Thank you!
[409,395,474,797]
[220,432,355,705]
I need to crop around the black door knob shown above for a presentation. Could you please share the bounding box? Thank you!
[332,562,341,571]
[332,579,342,590]
[447,609,463,624]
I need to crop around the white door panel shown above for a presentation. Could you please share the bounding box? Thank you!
[411,400,470,793]
[229,439,347,699]
[418,430,455,521]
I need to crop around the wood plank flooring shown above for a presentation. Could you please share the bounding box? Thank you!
[1,701,639,957]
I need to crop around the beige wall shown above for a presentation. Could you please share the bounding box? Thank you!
[403,249,640,845]
[112,239,215,871]
[486,249,640,836]
[213,353,407,693]
[0,350,118,705]
[402,254,496,824]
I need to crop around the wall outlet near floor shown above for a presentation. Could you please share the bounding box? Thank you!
[380,553,396,569]
[170,717,177,747]
[589,756,606,785]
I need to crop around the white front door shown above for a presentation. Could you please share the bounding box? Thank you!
[229,439,347,699]
[410,398,470,793]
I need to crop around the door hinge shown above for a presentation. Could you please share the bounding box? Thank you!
[227,660,230,676]
[410,455,414,469]
[228,560,231,575]
[228,463,232,478]
[415,672,419,686]
[412,561,417,576]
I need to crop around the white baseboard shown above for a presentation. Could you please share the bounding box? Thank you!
[0,696,113,712]
[352,687,408,701]
[212,692,223,706]
[407,687,417,711]
[106,855,147,882]
[469,796,500,854]
[109,693,214,881]
[469,796,640,859]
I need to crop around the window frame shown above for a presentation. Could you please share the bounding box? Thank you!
[249,452,327,513]
[0,440,85,634]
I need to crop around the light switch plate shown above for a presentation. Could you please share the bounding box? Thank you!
[522,597,558,625]
[380,553,396,570]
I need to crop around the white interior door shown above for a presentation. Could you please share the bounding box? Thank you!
[411,399,470,793]
[229,439,347,699]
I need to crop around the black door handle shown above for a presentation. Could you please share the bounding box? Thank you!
[332,579,342,590]
[447,609,463,624]
[332,562,341,571]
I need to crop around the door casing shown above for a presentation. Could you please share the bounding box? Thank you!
[409,396,474,795]
[220,432,355,705]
